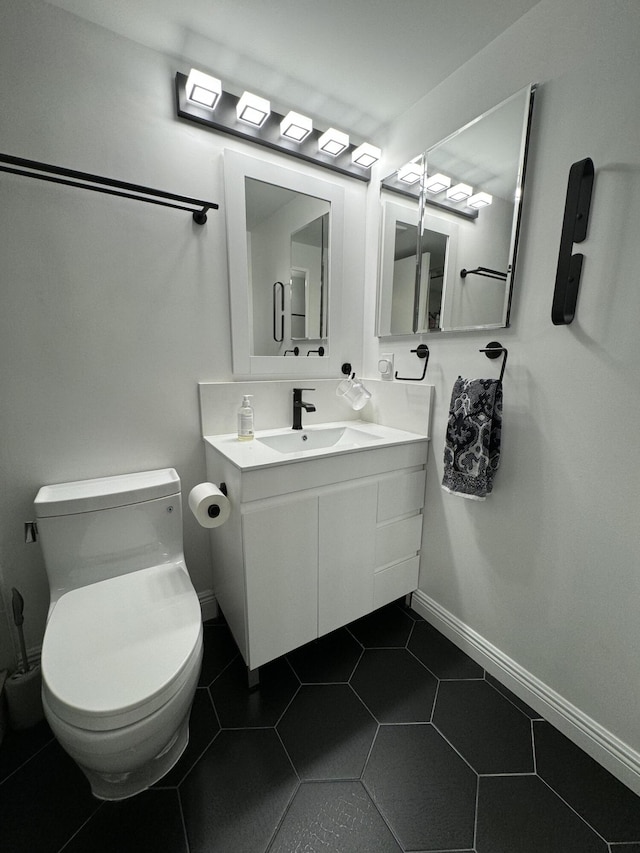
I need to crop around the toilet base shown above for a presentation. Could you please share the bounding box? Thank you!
[80,712,190,801]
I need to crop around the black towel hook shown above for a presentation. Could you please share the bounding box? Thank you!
[479,341,508,382]
[395,344,430,381]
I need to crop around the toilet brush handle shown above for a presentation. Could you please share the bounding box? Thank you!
[11,588,30,674]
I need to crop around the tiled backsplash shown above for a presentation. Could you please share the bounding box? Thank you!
[199,379,433,437]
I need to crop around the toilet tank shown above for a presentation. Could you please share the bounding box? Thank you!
[34,469,185,604]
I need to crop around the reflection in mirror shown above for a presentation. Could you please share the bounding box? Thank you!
[245,178,330,355]
[378,83,536,335]
[377,200,457,336]
[290,213,329,340]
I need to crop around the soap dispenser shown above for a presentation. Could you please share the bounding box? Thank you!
[237,395,254,441]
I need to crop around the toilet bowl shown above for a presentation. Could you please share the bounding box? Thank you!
[35,469,203,800]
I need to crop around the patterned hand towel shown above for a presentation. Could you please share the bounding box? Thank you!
[441,377,503,500]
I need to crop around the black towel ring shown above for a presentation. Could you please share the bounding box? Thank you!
[479,341,508,382]
[395,344,430,381]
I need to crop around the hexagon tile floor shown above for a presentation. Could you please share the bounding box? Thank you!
[3,601,640,852]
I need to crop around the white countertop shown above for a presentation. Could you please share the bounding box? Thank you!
[204,420,429,471]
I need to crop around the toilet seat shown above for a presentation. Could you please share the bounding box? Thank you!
[42,562,202,732]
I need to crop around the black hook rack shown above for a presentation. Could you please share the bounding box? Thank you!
[395,344,430,381]
[341,363,352,375]
[552,157,594,325]
[284,347,299,356]
[460,266,507,281]
[479,341,508,382]
[307,346,325,356]
[0,152,218,224]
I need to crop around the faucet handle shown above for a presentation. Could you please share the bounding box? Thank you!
[293,387,315,392]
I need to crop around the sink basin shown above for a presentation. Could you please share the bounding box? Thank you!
[257,425,381,454]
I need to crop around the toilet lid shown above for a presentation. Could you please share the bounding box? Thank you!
[42,562,202,731]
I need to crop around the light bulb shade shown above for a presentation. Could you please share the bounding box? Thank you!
[446,182,473,202]
[280,111,313,142]
[318,128,349,157]
[424,173,451,194]
[468,191,493,208]
[397,162,422,184]
[352,143,381,168]
[236,91,270,127]
[185,69,222,109]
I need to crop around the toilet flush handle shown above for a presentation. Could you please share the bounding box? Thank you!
[24,521,38,543]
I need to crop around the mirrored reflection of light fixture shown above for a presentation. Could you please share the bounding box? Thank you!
[280,110,313,142]
[424,173,451,194]
[468,191,493,208]
[398,161,422,184]
[236,91,271,127]
[352,143,381,168]
[185,69,222,109]
[318,128,350,157]
[446,182,473,202]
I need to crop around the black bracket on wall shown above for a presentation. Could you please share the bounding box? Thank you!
[395,344,430,381]
[480,341,508,383]
[551,157,594,325]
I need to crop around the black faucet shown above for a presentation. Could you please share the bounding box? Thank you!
[292,388,316,430]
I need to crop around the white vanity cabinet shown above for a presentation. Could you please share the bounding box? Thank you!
[204,430,427,672]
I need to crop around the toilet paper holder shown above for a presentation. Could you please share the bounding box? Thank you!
[207,482,227,518]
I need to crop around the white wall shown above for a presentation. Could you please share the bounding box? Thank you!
[0,0,368,667]
[365,0,640,789]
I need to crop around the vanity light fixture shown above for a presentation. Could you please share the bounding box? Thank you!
[185,69,222,109]
[424,173,451,193]
[280,110,313,142]
[318,128,350,157]
[175,71,378,182]
[351,143,381,169]
[468,191,493,208]
[446,182,473,202]
[236,91,270,127]
[397,161,422,184]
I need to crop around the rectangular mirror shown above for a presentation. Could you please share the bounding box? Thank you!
[224,150,344,376]
[378,83,536,336]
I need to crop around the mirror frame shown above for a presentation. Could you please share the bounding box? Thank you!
[224,149,345,376]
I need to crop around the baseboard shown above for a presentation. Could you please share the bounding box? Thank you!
[411,589,640,797]
[198,590,219,623]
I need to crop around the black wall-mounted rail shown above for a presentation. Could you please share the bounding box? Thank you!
[0,152,218,224]
[395,343,430,381]
[461,266,507,281]
[480,341,508,382]
[552,157,594,325]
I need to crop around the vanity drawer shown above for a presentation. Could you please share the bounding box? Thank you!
[374,556,420,609]
[377,469,426,522]
[375,514,423,568]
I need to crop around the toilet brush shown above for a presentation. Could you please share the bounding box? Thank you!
[4,587,44,729]
[12,588,30,674]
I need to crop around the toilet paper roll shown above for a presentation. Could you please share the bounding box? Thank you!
[188,483,231,529]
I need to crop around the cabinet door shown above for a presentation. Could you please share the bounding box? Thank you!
[243,495,318,669]
[318,481,377,636]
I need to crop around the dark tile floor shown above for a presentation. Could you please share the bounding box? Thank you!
[3,600,640,852]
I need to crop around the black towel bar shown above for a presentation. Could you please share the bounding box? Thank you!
[461,267,508,281]
[0,152,218,224]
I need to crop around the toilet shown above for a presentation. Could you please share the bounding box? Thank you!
[35,468,203,801]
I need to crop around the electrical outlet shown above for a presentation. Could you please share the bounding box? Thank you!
[378,353,394,380]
